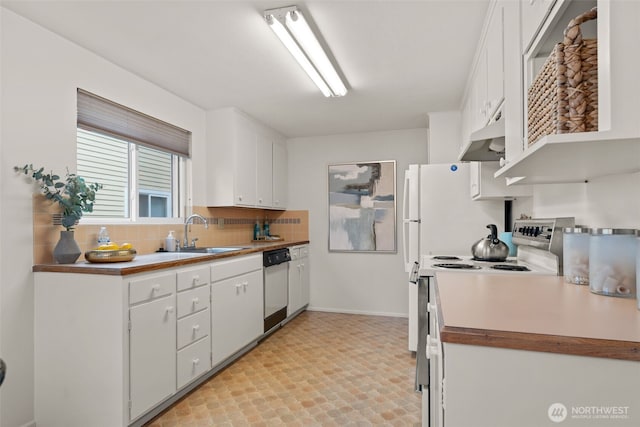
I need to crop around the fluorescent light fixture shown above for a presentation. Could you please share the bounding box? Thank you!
[265,6,348,97]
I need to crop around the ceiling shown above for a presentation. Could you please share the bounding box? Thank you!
[2,0,489,138]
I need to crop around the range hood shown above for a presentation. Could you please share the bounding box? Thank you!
[458,114,506,162]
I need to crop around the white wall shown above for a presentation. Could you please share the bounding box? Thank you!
[287,128,428,317]
[527,172,640,229]
[427,111,462,164]
[0,10,206,427]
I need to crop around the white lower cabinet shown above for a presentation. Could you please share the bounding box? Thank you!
[177,335,211,389]
[287,245,310,317]
[33,252,270,427]
[175,265,212,390]
[129,294,176,421]
[211,266,263,366]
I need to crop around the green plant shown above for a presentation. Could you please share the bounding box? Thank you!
[15,164,102,231]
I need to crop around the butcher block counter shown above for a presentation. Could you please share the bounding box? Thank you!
[32,240,309,276]
[435,272,640,361]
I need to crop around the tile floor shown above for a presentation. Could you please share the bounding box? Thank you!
[146,311,421,426]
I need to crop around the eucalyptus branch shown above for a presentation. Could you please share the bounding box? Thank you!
[14,164,103,231]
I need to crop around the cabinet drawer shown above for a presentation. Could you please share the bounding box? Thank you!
[177,336,211,389]
[177,285,210,319]
[129,272,175,305]
[177,308,210,350]
[177,265,210,292]
[211,254,262,282]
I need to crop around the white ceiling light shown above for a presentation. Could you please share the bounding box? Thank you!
[265,6,348,97]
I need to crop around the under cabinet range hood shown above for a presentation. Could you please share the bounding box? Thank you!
[459,114,506,161]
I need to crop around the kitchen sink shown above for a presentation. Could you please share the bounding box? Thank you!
[180,246,247,254]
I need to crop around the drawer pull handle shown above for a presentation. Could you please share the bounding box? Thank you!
[151,285,161,293]
[192,275,200,284]
[193,358,200,365]
[192,297,199,305]
[166,306,174,314]
[193,324,200,334]
[235,283,242,295]
[242,281,248,291]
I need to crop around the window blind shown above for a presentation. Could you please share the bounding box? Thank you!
[77,88,191,157]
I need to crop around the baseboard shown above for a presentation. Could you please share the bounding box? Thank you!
[307,306,408,318]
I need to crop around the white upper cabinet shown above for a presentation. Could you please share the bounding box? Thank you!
[459,0,505,154]
[497,0,640,184]
[272,142,288,209]
[206,108,288,209]
[485,6,504,120]
[256,132,273,208]
[235,116,258,206]
[470,162,532,200]
[521,0,556,52]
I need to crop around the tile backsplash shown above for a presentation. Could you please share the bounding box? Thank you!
[32,195,309,264]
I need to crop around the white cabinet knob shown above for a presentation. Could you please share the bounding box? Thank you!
[427,303,436,313]
[238,195,243,201]
[193,324,200,332]
[192,275,199,284]
[242,281,248,291]
[235,283,242,295]
[192,358,200,365]
[151,285,160,293]
[192,297,199,306]
[166,306,174,314]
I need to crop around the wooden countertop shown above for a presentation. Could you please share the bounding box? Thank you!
[33,240,309,276]
[435,272,640,361]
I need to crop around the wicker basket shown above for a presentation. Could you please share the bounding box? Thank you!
[527,7,598,146]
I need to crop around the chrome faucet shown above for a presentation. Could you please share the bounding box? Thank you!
[183,214,208,249]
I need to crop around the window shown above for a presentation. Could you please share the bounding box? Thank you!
[76,89,191,220]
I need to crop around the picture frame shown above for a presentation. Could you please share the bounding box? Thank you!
[328,160,397,253]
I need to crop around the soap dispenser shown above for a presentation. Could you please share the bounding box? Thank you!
[253,220,261,241]
[263,219,270,238]
[165,231,177,252]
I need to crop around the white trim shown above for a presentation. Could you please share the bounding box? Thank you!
[306,306,407,319]
[80,217,184,226]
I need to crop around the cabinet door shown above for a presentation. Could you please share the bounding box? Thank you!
[300,255,310,307]
[234,119,257,206]
[211,269,263,366]
[521,0,555,52]
[287,260,301,316]
[256,135,273,208]
[485,3,504,119]
[471,51,488,132]
[129,295,176,421]
[272,142,288,210]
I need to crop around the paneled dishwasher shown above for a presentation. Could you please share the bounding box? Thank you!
[263,248,291,334]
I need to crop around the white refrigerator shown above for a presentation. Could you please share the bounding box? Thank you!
[402,163,504,351]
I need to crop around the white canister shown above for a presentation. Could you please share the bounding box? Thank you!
[589,229,637,298]
[563,227,591,285]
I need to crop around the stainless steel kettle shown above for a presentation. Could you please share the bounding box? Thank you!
[471,224,509,262]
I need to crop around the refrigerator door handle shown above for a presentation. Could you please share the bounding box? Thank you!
[409,261,420,284]
[402,171,411,269]
[402,171,410,222]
